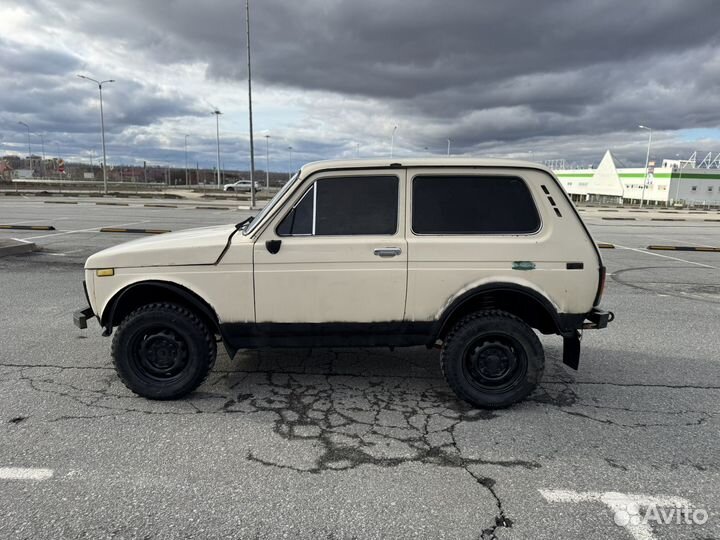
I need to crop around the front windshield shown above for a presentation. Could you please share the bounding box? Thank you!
[243,171,300,234]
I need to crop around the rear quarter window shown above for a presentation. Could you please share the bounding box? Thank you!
[412,175,541,234]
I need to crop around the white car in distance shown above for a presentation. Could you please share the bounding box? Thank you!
[223,180,262,192]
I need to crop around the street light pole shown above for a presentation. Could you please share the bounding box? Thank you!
[246,0,256,208]
[288,146,293,180]
[264,135,270,189]
[390,125,398,158]
[78,75,115,194]
[184,135,189,186]
[638,125,652,208]
[39,133,45,178]
[675,160,684,205]
[18,121,31,160]
[212,109,222,187]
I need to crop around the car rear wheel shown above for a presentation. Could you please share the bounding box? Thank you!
[440,310,544,408]
[111,303,216,400]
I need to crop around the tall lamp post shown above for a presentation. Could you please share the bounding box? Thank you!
[39,133,45,178]
[638,125,652,208]
[264,135,270,189]
[674,155,684,204]
[245,0,256,208]
[78,75,114,194]
[184,135,189,186]
[212,109,222,187]
[17,121,31,167]
[390,125,398,158]
[287,146,293,180]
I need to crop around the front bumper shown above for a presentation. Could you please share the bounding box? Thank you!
[73,280,95,330]
[73,307,94,329]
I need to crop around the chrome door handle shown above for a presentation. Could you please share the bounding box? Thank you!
[373,247,402,257]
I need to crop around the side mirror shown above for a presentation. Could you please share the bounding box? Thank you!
[265,239,281,254]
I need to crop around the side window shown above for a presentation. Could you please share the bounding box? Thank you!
[412,175,541,234]
[316,176,398,235]
[277,184,314,236]
[277,175,398,236]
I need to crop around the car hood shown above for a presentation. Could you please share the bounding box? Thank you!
[85,224,238,269]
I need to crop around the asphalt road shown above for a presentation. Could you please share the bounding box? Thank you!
[0,198,719,539]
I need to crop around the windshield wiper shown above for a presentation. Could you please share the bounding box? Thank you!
[235,216,254,230]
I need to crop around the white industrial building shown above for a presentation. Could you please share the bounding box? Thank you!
[553,151,720,206]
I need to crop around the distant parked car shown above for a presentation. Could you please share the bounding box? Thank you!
[223,180,262,192]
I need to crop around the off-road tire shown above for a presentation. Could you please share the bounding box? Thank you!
[441,310,544,408]
[111,302,217,400]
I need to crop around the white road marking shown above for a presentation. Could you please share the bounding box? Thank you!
[612,243,718,270]
[540,489,693,540]
[44,249,85,257]
[0,467,54,481]
[25,220,150,240]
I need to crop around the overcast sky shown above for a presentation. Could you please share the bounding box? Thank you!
[1,0,719,171]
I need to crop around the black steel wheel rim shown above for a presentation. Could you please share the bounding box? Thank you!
[129,327,189,382]
[461,333,527,393]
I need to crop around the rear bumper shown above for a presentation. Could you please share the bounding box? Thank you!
[582,308,614,330]
[562,308,614,370]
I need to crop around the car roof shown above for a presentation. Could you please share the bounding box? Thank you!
[299,157,554,177]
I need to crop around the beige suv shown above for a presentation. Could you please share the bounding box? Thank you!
[74,158,612,408]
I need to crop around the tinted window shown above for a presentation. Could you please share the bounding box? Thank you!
[315,176,398,235]
[277,184,314,236]
[412,175,540,234]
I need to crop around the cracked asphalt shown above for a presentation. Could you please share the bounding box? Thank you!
[0,199,719,539]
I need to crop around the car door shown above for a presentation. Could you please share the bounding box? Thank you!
[253,169,407,324]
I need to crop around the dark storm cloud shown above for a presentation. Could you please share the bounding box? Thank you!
[0,37,80,75]
[88,0,714,99]
[0,33,208,162]
[4,0,720,166]
[1,75,198,130]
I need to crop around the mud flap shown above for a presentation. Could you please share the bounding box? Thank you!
[563,331,581,370]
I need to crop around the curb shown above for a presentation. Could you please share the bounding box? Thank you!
[597,243,615,249]
[650,218,686,222]
[0,224,55,231]
[44,200,78,204]
[194,206,232,210]
[601,217,636,221]
[144,204,177,208]
[0,238,37,257]
[96,202,129,206]
[647,245,720,252]
[99,227,170,234]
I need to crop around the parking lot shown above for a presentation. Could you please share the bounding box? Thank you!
[1,197,718,539]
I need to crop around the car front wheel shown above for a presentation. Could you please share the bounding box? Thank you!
[111,303,217,400]
[440,310,544,408]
